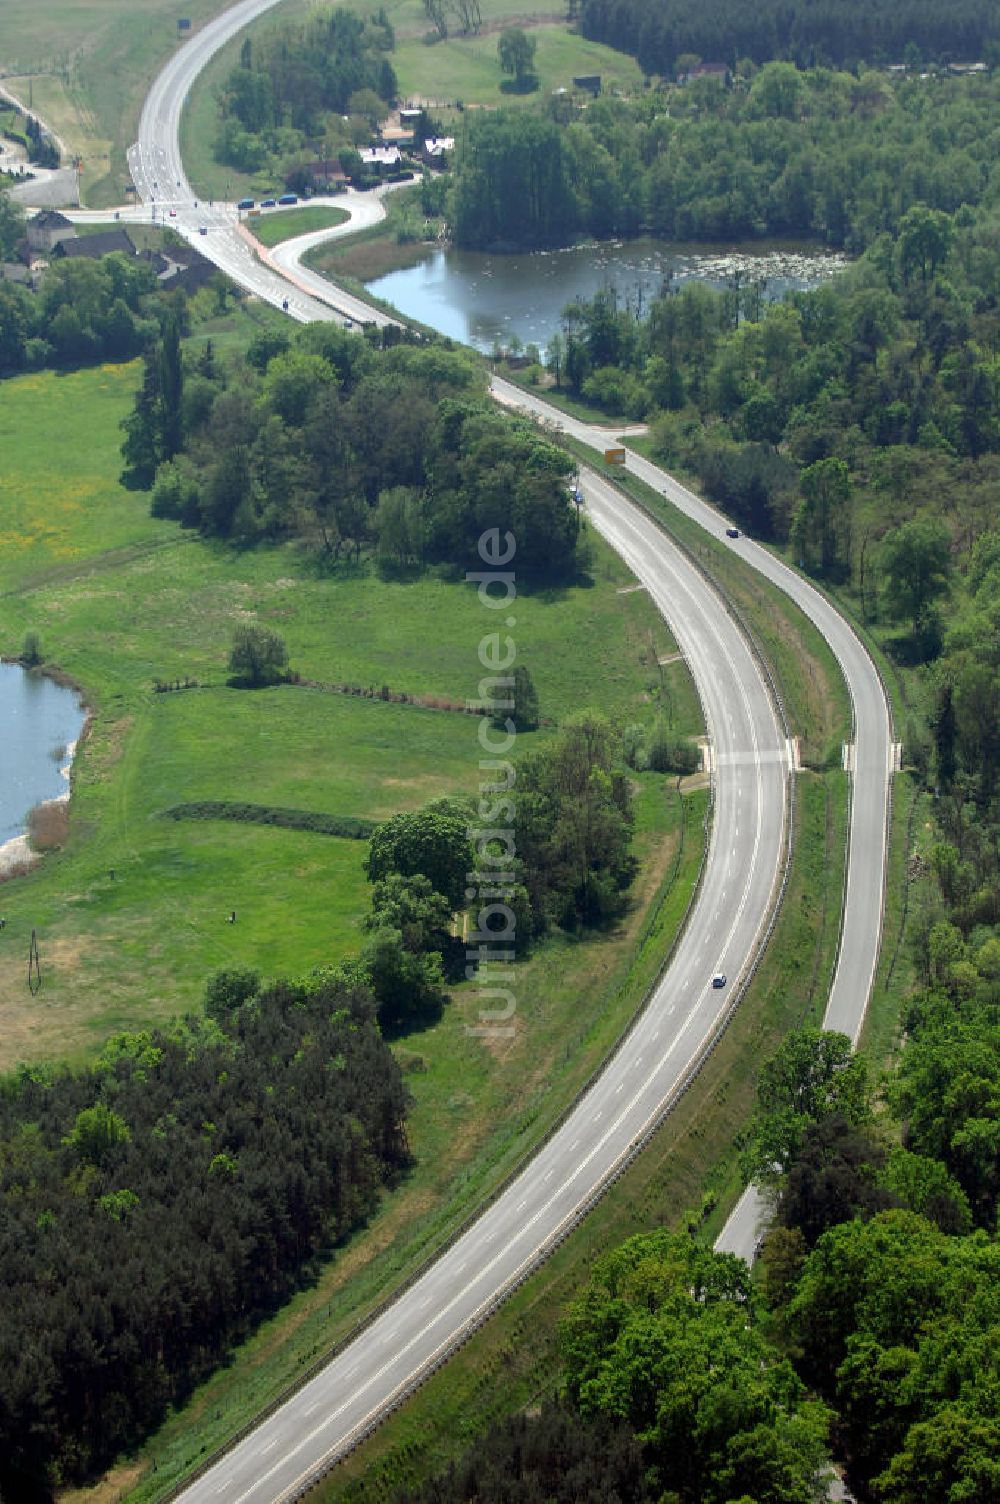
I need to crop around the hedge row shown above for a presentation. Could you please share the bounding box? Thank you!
[163,801,375,839]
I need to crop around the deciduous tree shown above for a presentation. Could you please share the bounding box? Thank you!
[228,624,289,687]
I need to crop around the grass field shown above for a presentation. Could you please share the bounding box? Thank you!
[394,22,644,110]
[249,203,350,246]
[0,354,698,1079]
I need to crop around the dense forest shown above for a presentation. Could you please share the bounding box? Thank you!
[126,321,582,579]
[452,67,1000,251]
[214,7,397,176]
[400,1009,1000,1503]
[577,0,1000,76]
[0,973,409,1497]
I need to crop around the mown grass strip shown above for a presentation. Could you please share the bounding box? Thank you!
[250,205,350,248]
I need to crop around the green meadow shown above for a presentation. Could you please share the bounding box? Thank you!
[0,359,699,1075]
[393,22,644,110]
[249,204,350,246]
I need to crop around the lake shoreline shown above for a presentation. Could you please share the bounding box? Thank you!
[0,658,91,881]
[362,235,851,354]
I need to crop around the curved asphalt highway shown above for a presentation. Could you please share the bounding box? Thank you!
[491,379,894,1042]
[487,382,895,1259]
[133,3,891,1491]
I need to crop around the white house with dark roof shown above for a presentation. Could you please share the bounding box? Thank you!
[360,145,402,171]
[423,136,455,163]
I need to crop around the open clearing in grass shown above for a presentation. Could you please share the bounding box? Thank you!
[0,691,472,1066]
[0,362,161,593]
[394,23,644,110]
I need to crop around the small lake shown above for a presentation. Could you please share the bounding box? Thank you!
[0,662,86,850]
[366,239,851,354]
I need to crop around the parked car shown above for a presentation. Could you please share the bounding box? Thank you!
[277,193,298,205]
[236,197,254,210]
[261,198,276,208]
